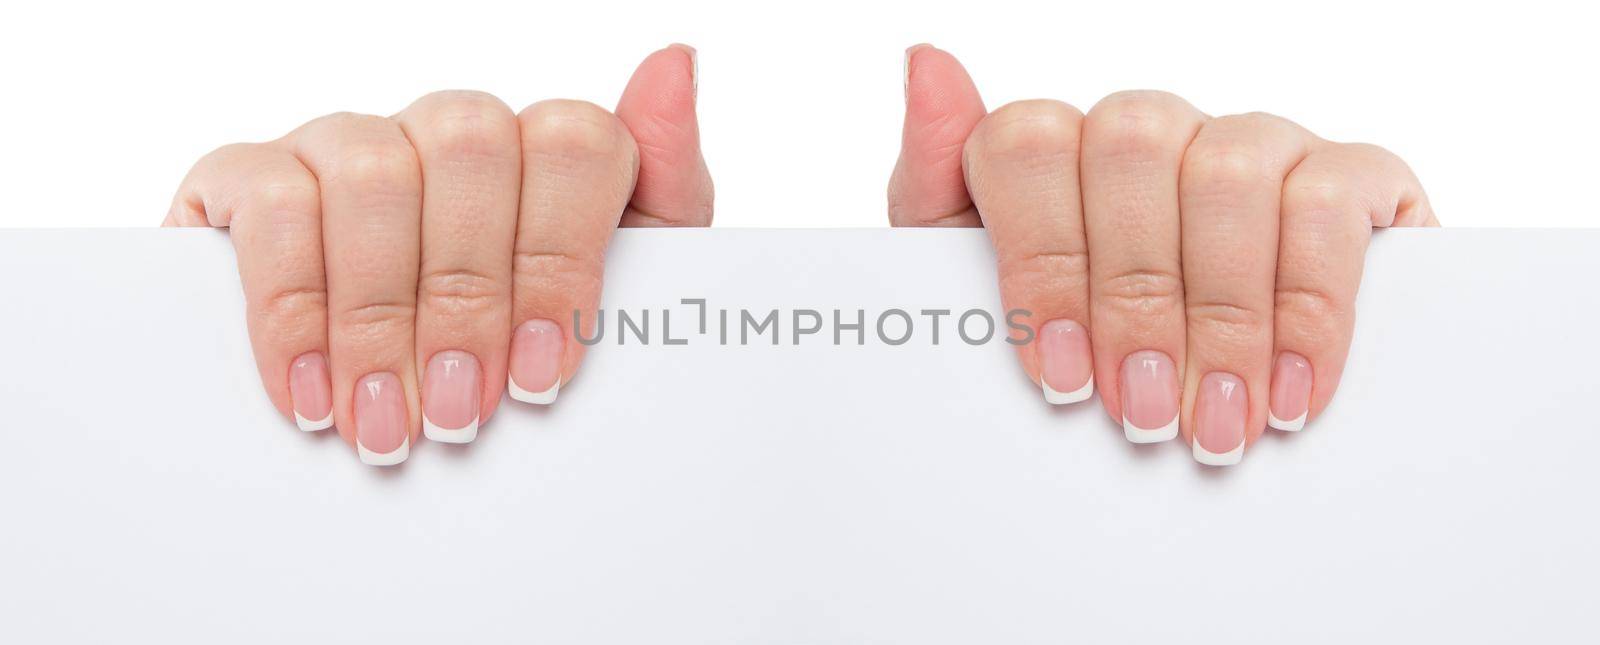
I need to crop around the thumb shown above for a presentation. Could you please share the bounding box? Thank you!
[615,43,714,227]
[888,44,987,227]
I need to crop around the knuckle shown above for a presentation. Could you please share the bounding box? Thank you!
[181,144,317,229]
[1330,142,1425,227]
[999,249,1091,301]
[1276,285,1349,326]
[190,143,286,188]
[1284,172,1362,218]
[1096,268,1185,315]
[1084,90,1197,158]
[410,90,518,161]
[335,301,416,337]
[1009,248,1090,276]
[517,99,633,161]
[1186,301,1270,340]
[246,179,319,217]
[969,99,1083,161]
[418,267,506,315]
[1184,113,1305,190]
[329,140,420,197]
[255,287,328,325]
[298,113,420,195]
[1183,139,1271,192]
[513,249,602,297]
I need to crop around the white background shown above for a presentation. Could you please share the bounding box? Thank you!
[2,0,1597,229]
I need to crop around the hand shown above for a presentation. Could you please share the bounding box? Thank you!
[889,45,1437,466]
[164,45,713,465]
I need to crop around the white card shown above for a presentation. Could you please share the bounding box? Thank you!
[1,228,1596,642]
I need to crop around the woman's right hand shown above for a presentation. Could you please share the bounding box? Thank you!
[890,45,1436,466]
[163,45,712,466]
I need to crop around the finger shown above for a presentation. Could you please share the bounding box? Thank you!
[1079,91,1207,443]
[393,91,521,445]
[508,99,637,405]
[888,44,987,227]
[287,113,423,466]
[170,144,332,432]
[615,43,713,227]
[963,99,1092,403]
[1270,143,1432,432]
[1178,113,1317,465]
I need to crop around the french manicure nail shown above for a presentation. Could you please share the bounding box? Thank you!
[354,372,409,466]
[509,319,562,404]
[1120,350,1179,443]
[422,350,481,444]
[903,46,914,102]
[687,45,697,99]
[289,352,332,431]
[1193,372,1247,466]
[1268,352,1313,431]
[1039,319,1094,404]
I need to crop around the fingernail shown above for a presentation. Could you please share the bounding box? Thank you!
[1039,319,1094,404]
[289,352,332,431]
[903,47,913,102]
[687,45,697,100]
[903,43,930,103]
[668,43,697,101]
[1120,350,1179,443]
[509,319,562,404]
[422,350,481,444]
[1268,352,1313,431]
[1193,372,1247,466]
[354,372,409,466]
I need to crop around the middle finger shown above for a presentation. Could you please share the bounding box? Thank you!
[1081,90,1207,444]
[395,91,521,445]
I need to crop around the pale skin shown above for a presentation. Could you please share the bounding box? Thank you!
[167,44,1435,467]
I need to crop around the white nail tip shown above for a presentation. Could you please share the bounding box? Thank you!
[1268,409,1308,432]
[1192,439,1244,467]
[1042,375,1094,405]
[902,49,911,101]
[357,437,409,467]
[1123,416,1179,444]
[508,376,560,405]
[423,416,479,444]
[295,410,333,432]
[689,47,698,97]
